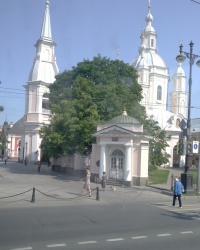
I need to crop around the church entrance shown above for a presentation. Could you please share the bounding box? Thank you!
[109,149,124,179]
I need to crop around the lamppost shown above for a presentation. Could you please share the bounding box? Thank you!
[0,81,4,112]
[18,140,21,162]
[24,142,28,166]
[176,41,200,192]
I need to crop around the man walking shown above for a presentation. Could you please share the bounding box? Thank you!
[172,178,184,208]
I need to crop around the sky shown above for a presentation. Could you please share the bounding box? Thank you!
[1,0,200,126]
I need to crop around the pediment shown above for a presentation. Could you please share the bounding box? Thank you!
[94,125,138,137]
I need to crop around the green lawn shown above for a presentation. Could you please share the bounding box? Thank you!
[148,169,170,184]
[189,169,198,185]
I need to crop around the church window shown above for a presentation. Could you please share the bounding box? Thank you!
[151,38,154,47]
[42,93,50,110]
[157,85,162,100]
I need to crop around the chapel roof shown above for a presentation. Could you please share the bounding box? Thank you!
[106,111,141,125]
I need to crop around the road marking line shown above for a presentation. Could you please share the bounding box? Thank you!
[11,248,32,250]
[131,236,148,239]
[180,231,193,234]
[78,241,97,245]
[106,238,124,242]
[47,244,66,247]
[157,234,171,237]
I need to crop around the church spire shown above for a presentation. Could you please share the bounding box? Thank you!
[148,0,151,13]
[40,0,53,43]
[28,0,59,82]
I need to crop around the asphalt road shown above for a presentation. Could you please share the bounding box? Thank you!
[0,161,200,250]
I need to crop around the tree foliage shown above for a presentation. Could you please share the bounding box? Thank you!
[144,119,171,170]
[41,55,143,157]
[0,130,9,151]
[40,55,170,169]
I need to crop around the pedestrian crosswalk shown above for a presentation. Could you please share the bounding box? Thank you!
[150,201,200,219]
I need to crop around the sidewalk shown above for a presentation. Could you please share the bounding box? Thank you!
[0,160,199,208]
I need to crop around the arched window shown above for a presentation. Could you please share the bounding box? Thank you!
[42,93,50,110]
[151,38,154,47]
[157,85,162,101]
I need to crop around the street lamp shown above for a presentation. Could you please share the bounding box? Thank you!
[176,41,200,192]
[18,140,21,162]
[24,142,28,166]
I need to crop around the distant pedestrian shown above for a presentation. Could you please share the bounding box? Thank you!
[172,178,184,208]
[81,169,92,197]
[37,161,41,172]
[47,158,52,167]
[4,156,7,165]
[24,157,28,166]
[101,171,108,190]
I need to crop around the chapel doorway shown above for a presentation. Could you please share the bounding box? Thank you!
[110,149,124,179]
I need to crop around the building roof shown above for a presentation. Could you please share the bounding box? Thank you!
[131,52,166,68]
[106,111,141,125]
[8,117,24,135]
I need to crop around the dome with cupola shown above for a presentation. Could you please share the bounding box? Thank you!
[106,111,141,125]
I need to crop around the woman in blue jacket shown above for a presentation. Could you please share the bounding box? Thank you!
[172,178,184,208]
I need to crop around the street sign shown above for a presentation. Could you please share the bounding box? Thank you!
[193,141,199,154]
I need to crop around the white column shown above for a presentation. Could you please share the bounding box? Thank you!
[140,141,149,177]
[99,144,106,177]
[124,145,132,181]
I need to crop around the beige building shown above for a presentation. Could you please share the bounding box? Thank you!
[90,111,150,186]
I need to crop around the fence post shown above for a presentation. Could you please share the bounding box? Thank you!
[31,187,35,203]
[96,186,100,201]
[171,174,174,191]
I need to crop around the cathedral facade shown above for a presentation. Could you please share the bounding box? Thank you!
[130,1,187,168]
[6,0,187,170]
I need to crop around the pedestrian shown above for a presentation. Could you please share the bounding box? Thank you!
[47,159,51,167]
[172,177,184,208]
[81,169,92,197]
[4,156,7,165]
[37,160,41,172]
[101,171,108,190]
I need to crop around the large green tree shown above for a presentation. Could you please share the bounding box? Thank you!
[41,55,144,157]
[41,55,170,169]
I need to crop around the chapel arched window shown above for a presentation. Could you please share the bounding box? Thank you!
[157,85,162,101]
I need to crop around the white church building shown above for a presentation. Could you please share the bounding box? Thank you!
[5,0,189,183]
[88,1,187,185]
[19,0,59,162]
[130,1,187,168]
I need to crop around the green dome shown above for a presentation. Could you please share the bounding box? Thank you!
[106,111,140,125]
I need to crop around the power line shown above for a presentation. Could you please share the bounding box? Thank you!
[191,0,200,4]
